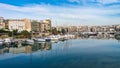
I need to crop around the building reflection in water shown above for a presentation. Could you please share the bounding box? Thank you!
[0,42,54,63]
[0,42,52,55]
[0,34,120,63]
[0,34,120,55]
[78,34,120,40]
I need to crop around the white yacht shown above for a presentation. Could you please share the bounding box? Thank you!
[35,38,46,42]
[25,39,34,43]
[0,39,4,45]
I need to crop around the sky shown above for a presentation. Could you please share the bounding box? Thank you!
[0,0,120,26]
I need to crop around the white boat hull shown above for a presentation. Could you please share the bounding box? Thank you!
[26,39,34,43]
[36,39,46,42]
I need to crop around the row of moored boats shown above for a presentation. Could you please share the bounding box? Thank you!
[0,38,17,46]
[0,35,75,46]
[25,35,75,43]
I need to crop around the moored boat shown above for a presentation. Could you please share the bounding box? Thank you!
[25,39,34,43]
[0,39,4,46]
[48,35,59,43]
[4,38,11,43]
[35,38,46,42]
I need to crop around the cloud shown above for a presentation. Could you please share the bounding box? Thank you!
[68,0,120,6]
[69,0,81,3]
[68,0,95,3]
[0,3,49,13]
[0,3,120,26]
[98,0,120,4]
[68,0,120,3]
[68,0,96,5]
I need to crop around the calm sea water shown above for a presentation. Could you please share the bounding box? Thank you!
[0,39,120,68]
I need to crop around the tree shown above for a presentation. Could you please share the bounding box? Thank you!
[0,29,7,33]
[52,28,58,35]
[57,31,61,34]
[21,30,30,38]
[13,29,18,35]
[61,28,66,35]
[0,29,9,37]
[8,31,12,37]
[8,29,18,37]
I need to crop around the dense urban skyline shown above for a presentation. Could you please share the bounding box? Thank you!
[0,0,120,26]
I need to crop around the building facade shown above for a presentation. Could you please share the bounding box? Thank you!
[68,26,77,34]
[0,17,5,29]
[30,19,52,36]
[39,19,52,36]
[8,19,31,32]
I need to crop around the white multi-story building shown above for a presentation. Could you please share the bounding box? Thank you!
[8,19,31,32]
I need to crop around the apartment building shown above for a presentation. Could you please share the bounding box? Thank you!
[8,19,31,32]
[30,19,52,36]
[39,19,52,36]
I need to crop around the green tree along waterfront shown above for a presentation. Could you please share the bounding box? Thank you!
[52,28,68,35]
[52,28,58,35]
[0,29,9,38]
[8,29,18,37]
[0,29,31,38]
[20,30,31,38]
[61,28,67,35]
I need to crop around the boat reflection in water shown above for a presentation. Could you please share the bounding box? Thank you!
[78,34,120,40]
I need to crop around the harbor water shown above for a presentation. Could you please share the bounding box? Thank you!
[0,37,120,68]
